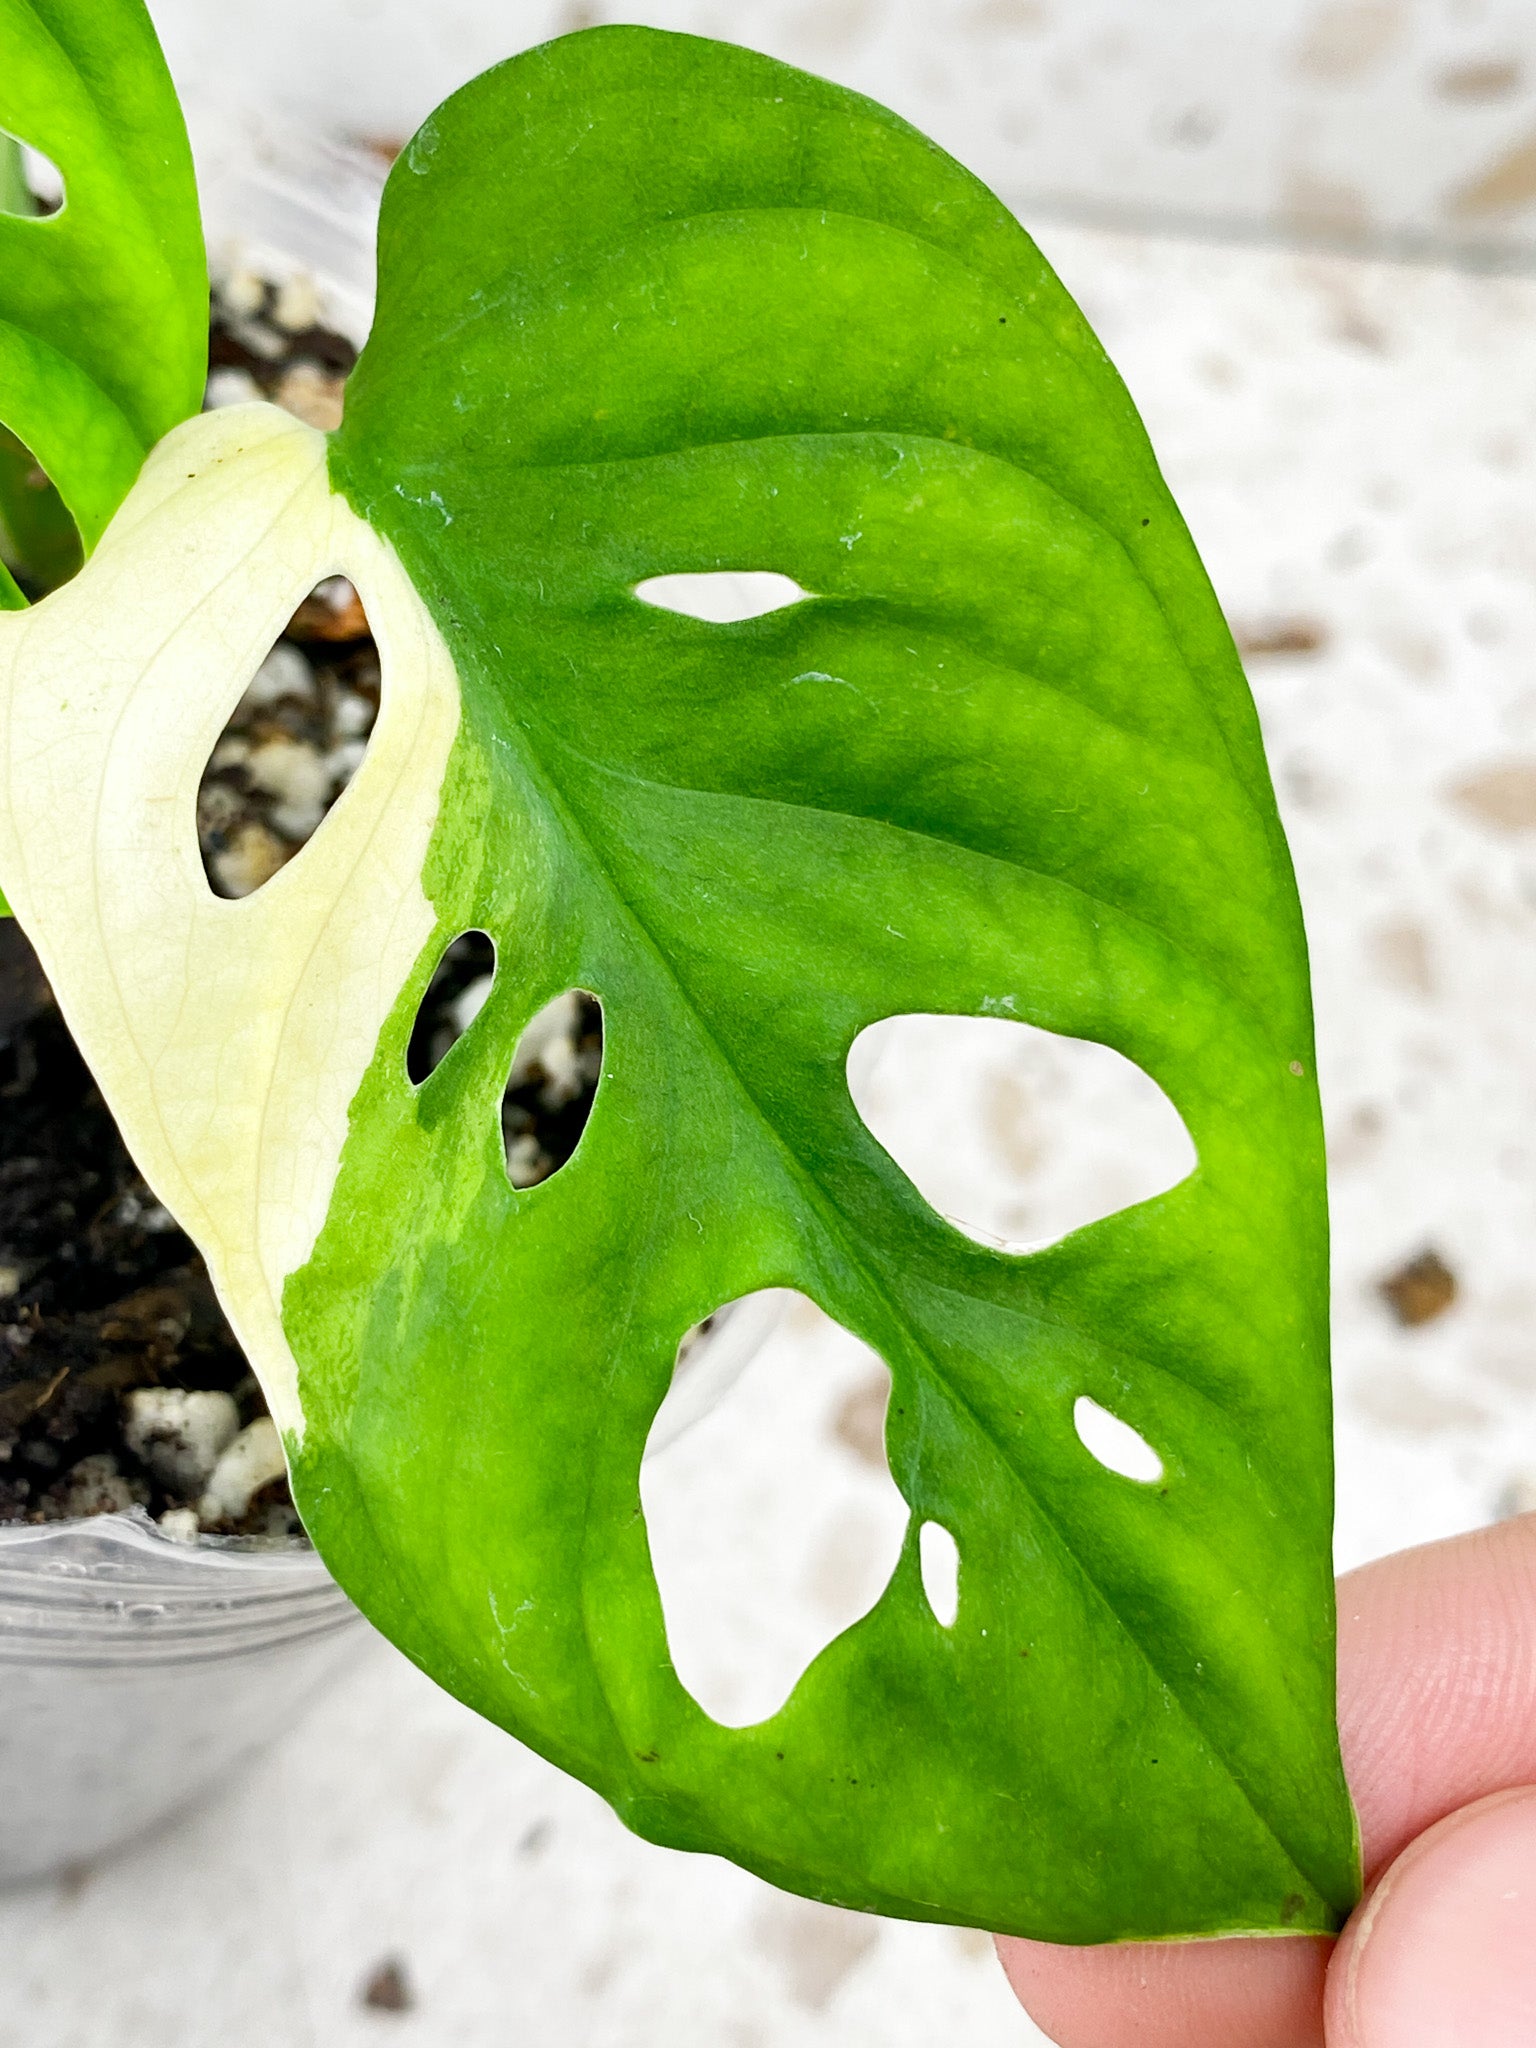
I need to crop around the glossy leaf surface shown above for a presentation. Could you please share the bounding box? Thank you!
[314,28,1358,1938]
[0,26,1359,1940]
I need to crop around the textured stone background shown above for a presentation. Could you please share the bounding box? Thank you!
[5,5,1536,2044]
[157,0,1536,263]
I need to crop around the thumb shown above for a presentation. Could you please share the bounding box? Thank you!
[1327,1785,1536,2047]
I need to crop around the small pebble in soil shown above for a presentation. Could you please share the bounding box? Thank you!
[273,361,345,431]
[334,687,374,737]
[48,1451,148,1519]
[123,1386,240,1495]
[219,266,267,321]
[204,365,263,410]
[240,643,313,711]
[360,1958,415,2014]
[502,992,603,1188]
[450,974,495,1036]
[289,576,371,642]
[326,735,369,785]
[225,315,288,363]
[509,991,582,1091]
[245,734,331,839]
[1378,1247,1459,1327]
[199,1417,287,1525]
[272,271,320,335]
[208,819,288,899]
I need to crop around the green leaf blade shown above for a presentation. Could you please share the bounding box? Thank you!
[0,321,145,552]
[0,0,204,568]
[305,27,1359,1939]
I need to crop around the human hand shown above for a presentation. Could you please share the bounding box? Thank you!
[996,1513,1536,2048]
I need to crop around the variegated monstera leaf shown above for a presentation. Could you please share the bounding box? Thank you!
[0,28,1359,1942]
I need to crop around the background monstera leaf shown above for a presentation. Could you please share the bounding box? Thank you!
[0,26,1360,1942]
[0,0,205,607]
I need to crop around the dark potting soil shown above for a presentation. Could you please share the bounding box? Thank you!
[0,917,282,1532]
[0,273,602,1533]
[0,911,601,1534]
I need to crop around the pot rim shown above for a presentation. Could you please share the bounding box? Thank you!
[0,1503,332,1572]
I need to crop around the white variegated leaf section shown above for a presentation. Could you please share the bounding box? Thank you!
[0,404,460,1439]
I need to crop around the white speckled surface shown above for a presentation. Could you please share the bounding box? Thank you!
[1074,224,1536,1569]
[0,1618,1032,2046]
[8,8,1536,2041]
[150,0,1536,262]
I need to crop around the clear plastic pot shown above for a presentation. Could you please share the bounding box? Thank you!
[0,1512,361,1885]
[195,115,386,347]
[0,1289,778,1888]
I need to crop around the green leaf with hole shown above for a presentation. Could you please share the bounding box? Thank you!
[0,0,205,587]
[0,26,1359,1940]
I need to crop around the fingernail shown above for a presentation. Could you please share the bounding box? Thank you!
[1332,1786,1536,2048]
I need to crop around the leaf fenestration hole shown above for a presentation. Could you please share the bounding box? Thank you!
[918,1520,959,1628]
[501,990,603,1188]
[198,576,377,898]
[405,930,497,1085]
[848,1014,1196,1252]
[633,570,813,623]
[648,1290,787,1456]
[641,1296,908,1728]
[0,426,81,596]
[0,133,64,217]
[404,947,603,1189]
[1072,1396,1164,1484]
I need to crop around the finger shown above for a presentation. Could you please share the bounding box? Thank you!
[995,1929,1328,2048]
[996,1512,1536,2048]
[1335,1514,1536,1876]
[1326,1785,1536,2048]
